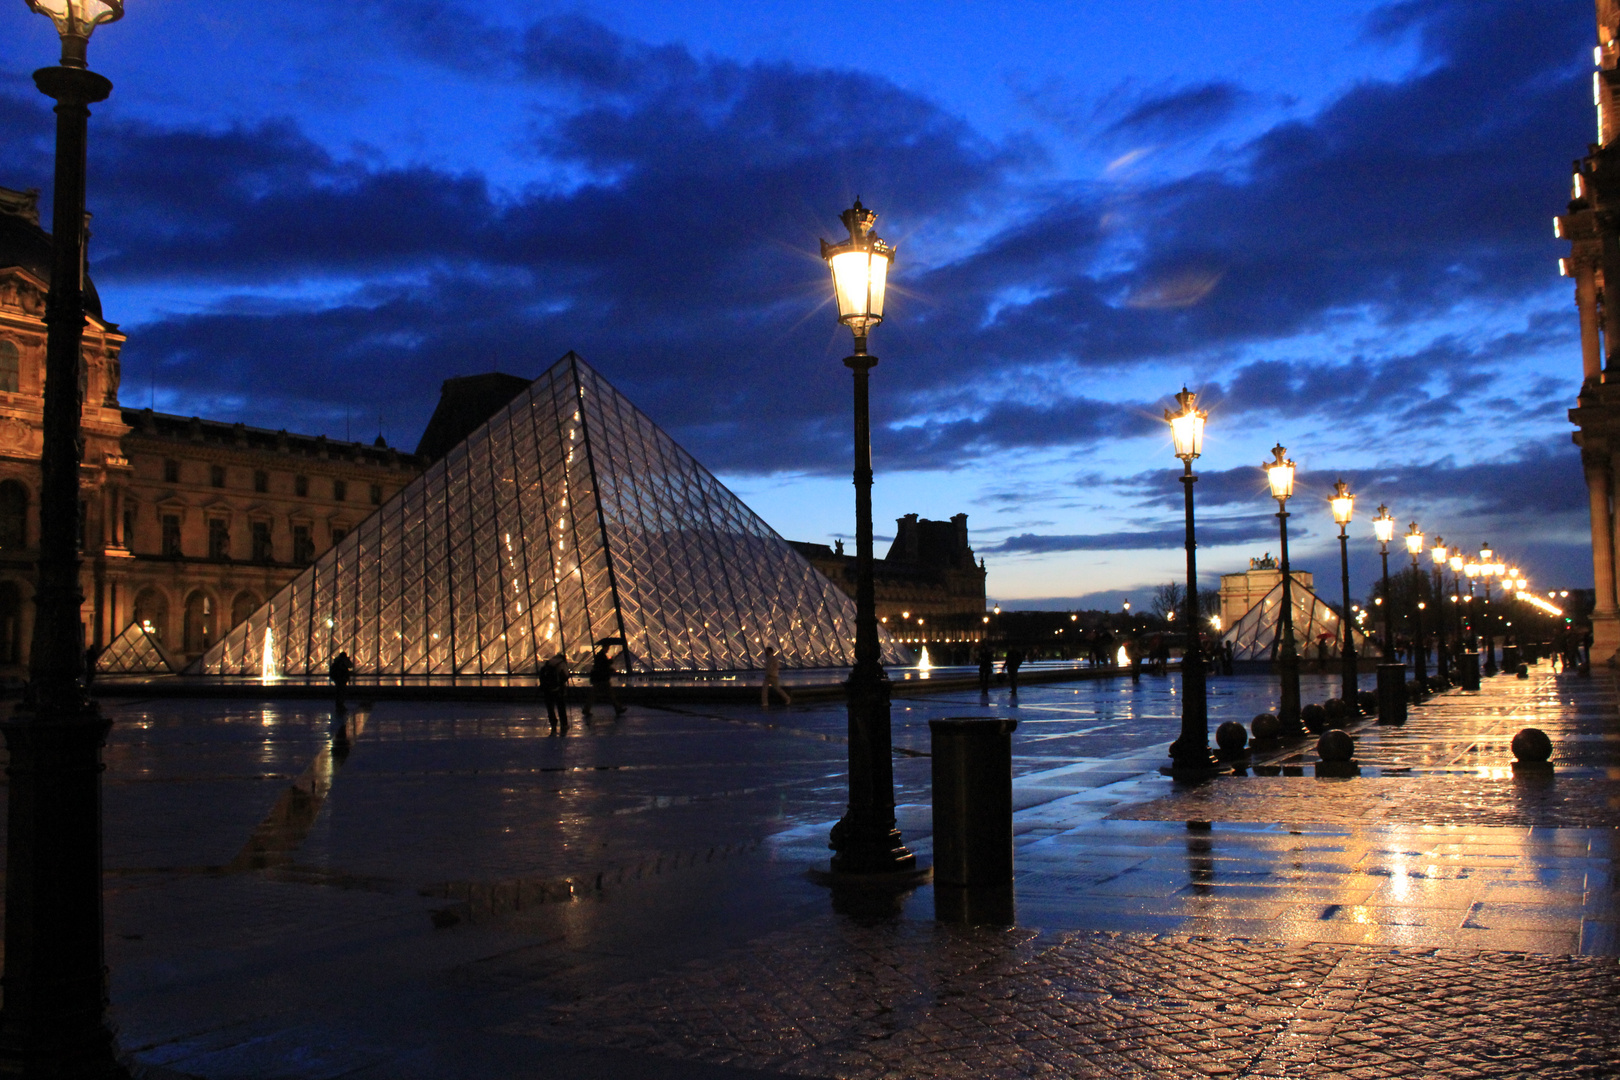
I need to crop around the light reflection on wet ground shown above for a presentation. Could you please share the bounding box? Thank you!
[0,665,1611,1077]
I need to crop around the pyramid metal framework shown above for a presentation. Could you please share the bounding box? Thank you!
[96,621,176,675]
[1219,578,1380,662]
[195,353,907,677]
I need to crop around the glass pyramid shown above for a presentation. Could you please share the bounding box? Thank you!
[97,620,177,675]
[1219,578,1381,662]
[194,353,907,678]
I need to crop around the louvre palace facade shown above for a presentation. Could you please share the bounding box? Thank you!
[0,186,420,676]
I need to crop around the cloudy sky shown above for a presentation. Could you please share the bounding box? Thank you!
[0,0,1595,608]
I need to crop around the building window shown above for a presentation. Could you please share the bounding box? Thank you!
[292,524,313,565]
[330,526,348,547]
[122,505,134,549]
[253,469,268,493]
[332,479,347,502]
[161,514,182,557]
[210,464,226,488]
[163,459,180,484]
[0,341,19,394]
[251,521,272,563]
[208,518,230,560]
[0,481,26,549]
[369,483,382,505]
[295,474,308,497]
[0,581,20,664]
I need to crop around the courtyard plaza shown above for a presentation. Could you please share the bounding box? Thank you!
[2,664,1616,1078]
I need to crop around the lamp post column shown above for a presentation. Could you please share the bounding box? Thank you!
[1372,503,1406,724]
[0,59,123,1075]
[1432,565,1450,685]
[1410,556,1427,698]
[1172,457,1209,767]
[1482,575,1497,676]
[1338,523,1356,705]
[1276,507,1302,735]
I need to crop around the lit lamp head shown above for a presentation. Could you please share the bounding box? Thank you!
[1165,387,1206,461]
[1449,554,1464,573]
[1465,561,1479,579]
[1265,444,1295,504]
[1372,504,1395,548]
[23,0,122,67]
[1404,521,1423,556]
[820,199,894,354]
[1330,480,1354,526]
[1479,543,1493,563]
[1432,537,1448,565]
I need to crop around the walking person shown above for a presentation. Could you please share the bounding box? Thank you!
[976,643,994,695]
[539,652,570,733]
[1004,646,1024,697]
[761,646,792,707]
[585,642,627,719]
[327,650,353,709]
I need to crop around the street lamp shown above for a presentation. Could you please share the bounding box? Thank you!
[1165,388,1211,771]
[819,200,916,878]
[1478,543,1498,676]
[1372,504,1405,723]
[2,1,124,1072]
[1404,522,1427,698]
[1265,445,1302,735]
[1330,480,1358,707]
[1430,539,1451,685]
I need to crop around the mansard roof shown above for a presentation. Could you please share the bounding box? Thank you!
[120,407,420,471]
[0,186,106,322]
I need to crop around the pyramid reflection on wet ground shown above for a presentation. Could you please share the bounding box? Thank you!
[195,353,906,678]
[97,620,177,675]
[1220,578,1381,662]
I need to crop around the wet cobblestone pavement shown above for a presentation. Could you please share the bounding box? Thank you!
[0,665,1613,1077]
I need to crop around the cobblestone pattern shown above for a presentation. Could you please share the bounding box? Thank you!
[1109,775,1620,829]
[538,921,1620,1078]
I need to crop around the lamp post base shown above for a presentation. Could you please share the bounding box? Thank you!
[1375,663,1407,725]
[828,667,919,877]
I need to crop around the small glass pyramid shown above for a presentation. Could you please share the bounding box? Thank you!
[97,620,177,675]
[194,353,907,677]
[1219,578,1381,662]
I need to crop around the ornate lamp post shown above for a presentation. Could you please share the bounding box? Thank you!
[1479,543,1498,676]
[1372,504,1405,723]
[1329,481,1358,707]
[1265,446,1302,735]
[1165,388,1212,771]
[1404,522,1427,698]
[1430,539,1450,685]
[2,2,126,1074]
[818,200,917,878]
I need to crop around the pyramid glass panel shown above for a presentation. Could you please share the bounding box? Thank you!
[1219,578,1381,662]
[195,353,907,677]
[97,620,176,675]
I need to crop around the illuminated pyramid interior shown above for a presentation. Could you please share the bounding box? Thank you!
[1219,579,1380,662]
[97,620,176,675]
[195,353,906,677]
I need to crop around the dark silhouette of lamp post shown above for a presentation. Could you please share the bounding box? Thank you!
[1404,522,1427,699]
[1329,481,1357,708]
[1479,543,1498,676]
[1373,504,1405,723]
[2,1,125,1074]
[819,200,918,878]
[1265,446,1302,736]
[1430,538,1451,685]
[1165,388,1211,771]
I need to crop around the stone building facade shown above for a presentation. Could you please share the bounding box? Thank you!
[0,187,419,675]
[1563,1,1620,664]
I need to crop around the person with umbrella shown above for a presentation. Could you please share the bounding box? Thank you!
[586,637,628,719]
[539,652,571,733]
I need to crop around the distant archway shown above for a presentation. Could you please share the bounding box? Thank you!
[0,480,28,550]
[133,587,169,641]
[0,580,22,664]
[183,590,214,654]
[231,590,260,629]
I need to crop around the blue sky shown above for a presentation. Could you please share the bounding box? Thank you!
[0,0,1594,608]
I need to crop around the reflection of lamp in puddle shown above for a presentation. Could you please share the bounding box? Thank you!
[1186,830,1215,897]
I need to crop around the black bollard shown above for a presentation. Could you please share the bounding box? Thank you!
[930,718,1017,923]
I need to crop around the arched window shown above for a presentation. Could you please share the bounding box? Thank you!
[133,587,169,641]
[0,341,19,394]
[0,580,22,664]
[231,590,260,628]
[0,480,27,550]
[183,590,214,654]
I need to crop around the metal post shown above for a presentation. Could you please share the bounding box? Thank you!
[1276,508,1301,735]
[1482,576,1497,676]
[1338,524,1357,705]
[1410,556,1427,698]
[1376,546,1406,723]
[828,343,915,875]
[1432,567,1450,684]
[1171,459,1209,767]
[0,61,125,1076]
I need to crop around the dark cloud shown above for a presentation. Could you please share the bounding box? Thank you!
[1104,81,1250,138]
[985,514,1285,555]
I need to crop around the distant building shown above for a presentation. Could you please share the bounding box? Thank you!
[1218,554,1313,631]
[791,512,988,657]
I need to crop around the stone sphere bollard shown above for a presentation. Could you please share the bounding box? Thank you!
[1317,729,1355,763]
[1251,713,1280,741]
[1516,664,1529,679]
[1215,721,1248,759]
[1357,689,1379,716]
[1323,698,1350,729]
[1301,703,1327,734]
[1511,727,1552,764]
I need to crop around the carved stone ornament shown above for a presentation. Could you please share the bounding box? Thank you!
[0,416,32,449]
[0,275,45,317]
